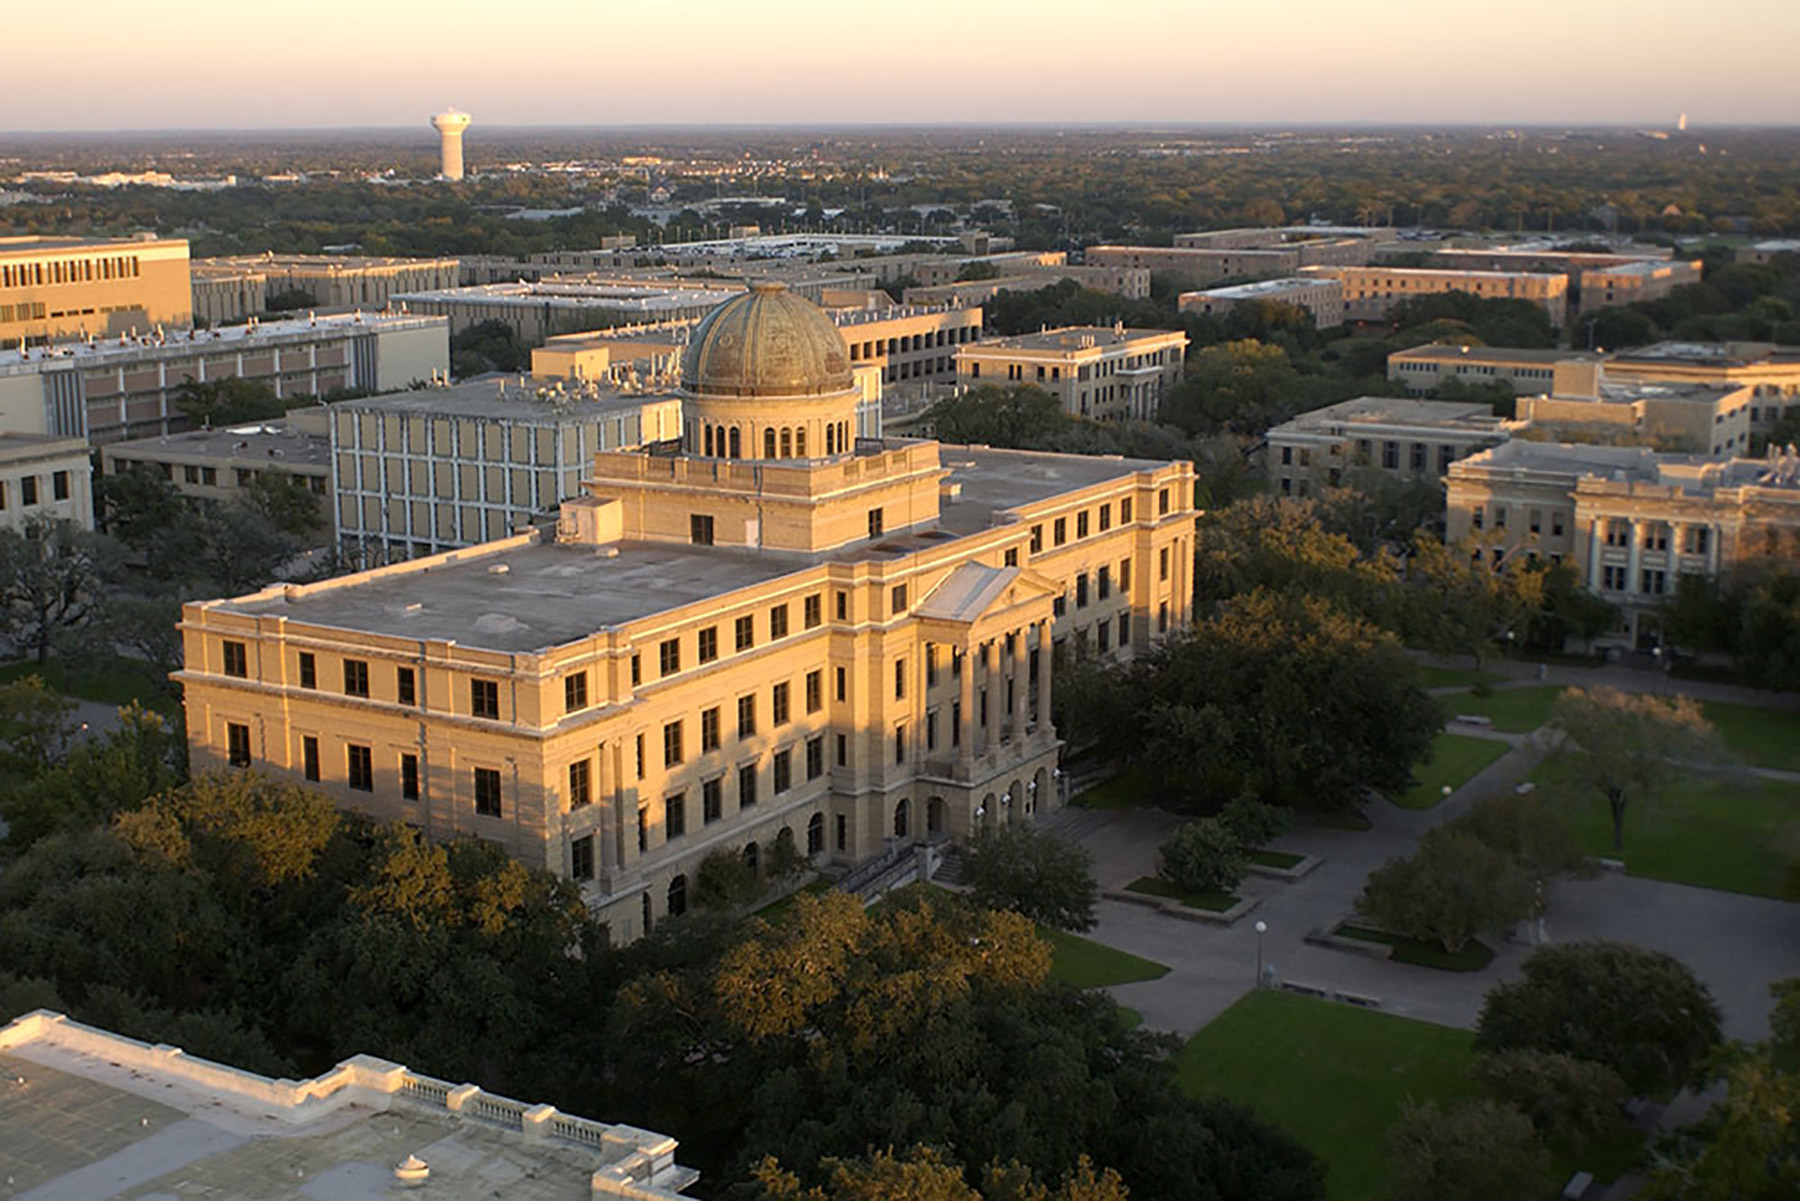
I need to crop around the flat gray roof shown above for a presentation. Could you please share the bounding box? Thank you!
[964,326,1181,353]
[214,443,1166,652]
[1393,344,1600,365]
[342,377,676,424]
[105,422,329,468]
[1461,439,1658,478]
[1279,396,1504,431]
[0,312,443,377]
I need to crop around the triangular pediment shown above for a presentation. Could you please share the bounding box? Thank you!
[914,562,1058,625]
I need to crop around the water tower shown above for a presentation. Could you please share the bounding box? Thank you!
[430,108,472,181]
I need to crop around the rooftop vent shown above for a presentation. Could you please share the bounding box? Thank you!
[488,564,510,575]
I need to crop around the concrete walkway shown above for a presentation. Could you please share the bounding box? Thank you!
[1070,724,1800,1044]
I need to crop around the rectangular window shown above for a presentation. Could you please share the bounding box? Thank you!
[222,640,248,678]
[568,758,591,807]
[1030,524,1043,553]
[52,470,69,501]
[1120,497,1133,522]
[1118,612,1130,647]
[1077,510,1090,538]
[835,665,848,702]
[737,694,757,737]
[806,735,824,780]
[703,777,723,824]
[701,706,721,751]
[401,753,420,800]
[894,725,907,764]
[1053,517,1067,546]
[806,669,823,713]
[226,721,251,767]
[738,763,758,808]
[665,792,686,839]
[772,681,791,725]
[894,658,907,699]
[770,604,790,639]
[1076,574,1089,608]
[1098,565,1112,600]
[631,654,642,686]
[343,659,369,697]
[473,766,502,815]
[571,834,595,881]
[564,671,588,712]
[836,590,849,621]
[635,732,645,780]
[1159,546,1170,582]
[1159,487,1171,515]
[637,804,647,852]
[1004,547,1018,567]
[697,626,718,664]
[22,476,41,504]
[735,614,755,651]
[804,594,822,628]
[891,584,908,614]
[1120,558,1133,591]
[397,666,416,706]
[302,735,320,781]
[689,513,714,545]
[348,744,374,792]
[470,678,499,719]
[836,814,847,852]
[659,638,681,676]
[836,732,848,766]
[773,749,792,793]
[663,720,684,767]
[926,710,938,751]
[867,508,884,538]
[1099,503,1112,531]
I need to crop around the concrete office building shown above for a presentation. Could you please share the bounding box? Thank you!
[1513,380,1754,455]
[1387,345,1605,395]
[0,311,448,443]
[1179,277,1346,329]
[1579,259,1704,309]
[329,376,682,556]
[954,326,1187,422]
[391,280,740,344]
[903,263,1151,308]
[1086,245,1305,289]
[0,433,93,532]
[1737,240,1800,265]
[1446,440,1800,647]
[431,108,472,180]
[0,234,192,346]
[1264,396,1508,497]
[192,254,462,325]
[1302,265,1569,326]
[102,416,331,515]
[179,284,1198,941]
[1604,341,1800,433]
[0,1008,696,1198]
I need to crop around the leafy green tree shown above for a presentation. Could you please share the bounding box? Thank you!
[1470,1049,1629,1142]
[1400,533,1543,669]
[1476,940,1723,1097]
[1641,979,1800,1200]
[1315,472,1446,554]
[171,377,287,427]
[926,385,1079,447]
[1161,339,1304,436]
[0,674,77,776]
[1158,819,1247,896]
[263,287,316,312]
[1357,826,1530,953]
[1122,589,1440,812]
[1545,687,1732,852]
[1386,1099,1552,1201]
[1448,791,1592,903]
[450,318,527,374]
[1218,795,1291,849]
[1193,496,1398,619]
[692,847,765,911]
[97,462,188,548]
[0,704,185,850]
[244,472,324,537]
[0,518,121,664]
[964,821,1098,932]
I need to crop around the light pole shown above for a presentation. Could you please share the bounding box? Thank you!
[1254,920,1268,988]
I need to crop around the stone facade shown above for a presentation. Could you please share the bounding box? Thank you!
[953,325,1187,422]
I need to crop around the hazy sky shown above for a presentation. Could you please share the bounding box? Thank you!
[11,0,1798,131]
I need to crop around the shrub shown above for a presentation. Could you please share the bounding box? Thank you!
[693,849,764,911]
[1387,1099,1551,1201]
[964,821,1098,932]
[1219,794,1293,848]
[1158,818,1248,896]
[1356,826,1531,952]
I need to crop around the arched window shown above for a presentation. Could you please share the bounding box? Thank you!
[825,425,836,456]
[764,428,777,458]
[806,813,824,855]
[703,425,715,457]
[795,427,807,458]
[729,427,741,458]
[743,841,759,874]
[667,874,687,917]
[781,428,793,458]
[894,798,910,839]
[641,892,652,935]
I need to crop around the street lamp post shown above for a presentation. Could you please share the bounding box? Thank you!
[1254,920,1268,988]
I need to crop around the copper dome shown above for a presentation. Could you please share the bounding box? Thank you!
[681,283,854,399]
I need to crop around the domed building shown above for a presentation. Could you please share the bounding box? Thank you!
[179,285,1198,943]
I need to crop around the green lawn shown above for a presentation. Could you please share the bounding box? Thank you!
[1039,928,1170,989]
[0,657,178,716]
[1248,848,1305,869]
[1124,876,1238,911]
[1439,684,1563,733]
[1415,665,1494,690]
[1177,990,1640,1199]
[1392,732,1511,809]
[1177,991,1481,1200]
[1533,763,1800,899]
[1700,701,1800,772]
[1073,767,1152,810]
[1334,925,1495,972]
